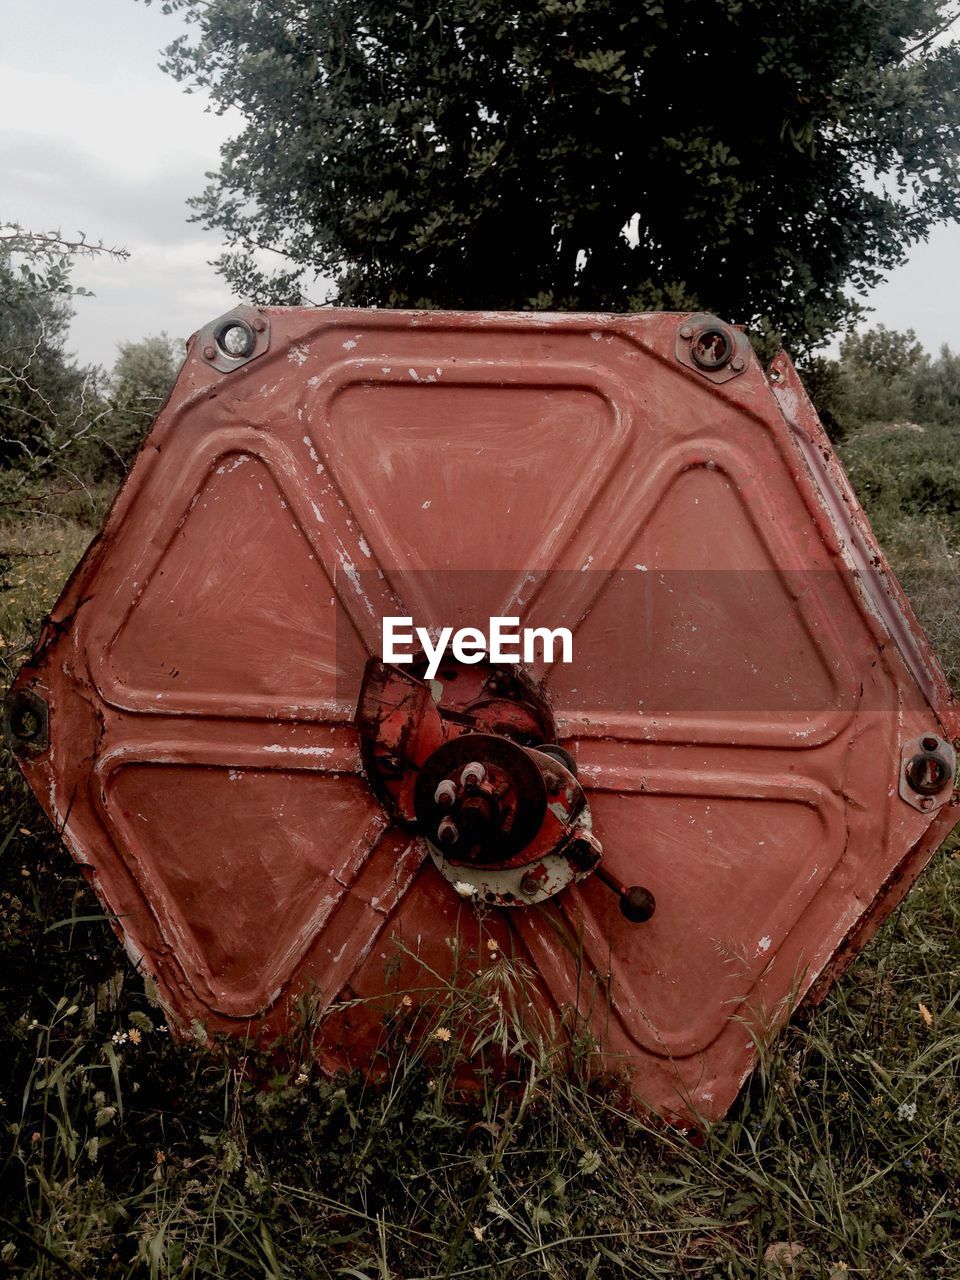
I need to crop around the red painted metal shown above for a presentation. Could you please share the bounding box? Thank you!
[7,308,959,1125]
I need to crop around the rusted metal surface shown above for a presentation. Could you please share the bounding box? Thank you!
[6,308,960,1126]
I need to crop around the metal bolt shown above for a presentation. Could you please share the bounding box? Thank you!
[203,344,216,360]
[731,356,745,371]
[679,323,693,339]
[434,779,458,809]
[461,762,485,791]
[252,317,267,332]
[437,817,459,845]
[520,871,541,897]
[920,797,935,811]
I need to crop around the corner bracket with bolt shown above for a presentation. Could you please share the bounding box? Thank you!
[196,305,271,374]
[675,313,752,383]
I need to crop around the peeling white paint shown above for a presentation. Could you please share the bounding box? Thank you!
[337,550,375,614]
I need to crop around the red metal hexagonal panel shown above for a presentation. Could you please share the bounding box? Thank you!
[8,309,959,1125]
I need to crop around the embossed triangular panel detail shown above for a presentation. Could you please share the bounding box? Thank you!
[106,764,384,1016]
[549,464,847,718]
[314,381,626,626]
[106,453,366,713]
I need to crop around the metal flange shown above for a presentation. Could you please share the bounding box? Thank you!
[196,305,270,374]
[675,313,752,383]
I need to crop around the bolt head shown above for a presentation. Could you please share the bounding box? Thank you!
[731,356,745,371]
[434,779,458,809]
[252,317,267,332]
[920,796,936,811]
[437,816,459,845]
[461,762,485,791]
[520,871,541,897]
[679,324,693,339]
[202,344,217,360]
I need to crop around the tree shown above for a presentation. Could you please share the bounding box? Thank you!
[0,229,89,470]
[832,324,927,426]
[152,0,960,353]
[909,343,960,427]
[800,325,960,435]
[99,333,183,475]
[0,226,129,484]
[839,327,926,382]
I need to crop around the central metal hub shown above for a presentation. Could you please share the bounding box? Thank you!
[420,738,600,908]
[355,657,600,906]
[355,656,655,915]
[414,734,547,866]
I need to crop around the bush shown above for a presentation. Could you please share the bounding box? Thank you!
[803,325,960,437]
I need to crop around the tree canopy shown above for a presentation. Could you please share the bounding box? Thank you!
[154,0,960,352]
[104,332,183,474]
[0,228,93,471]
[0,227,175,498]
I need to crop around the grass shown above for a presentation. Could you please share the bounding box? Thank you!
[0,429,958,1277]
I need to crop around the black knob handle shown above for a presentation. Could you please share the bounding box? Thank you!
[594,864,656,924]
[619,885,656,923]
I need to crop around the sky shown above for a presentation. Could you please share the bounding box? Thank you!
[3,0,960,371]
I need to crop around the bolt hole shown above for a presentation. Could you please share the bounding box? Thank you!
[691,327,734,370]
[921,735,939,752]
[4,691,48,753]
[11,707,41,741]
[769,366,782,383]
[216,320,256,360]
[906,752,949,795]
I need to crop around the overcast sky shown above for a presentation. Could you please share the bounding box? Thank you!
[3,0,960,371]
